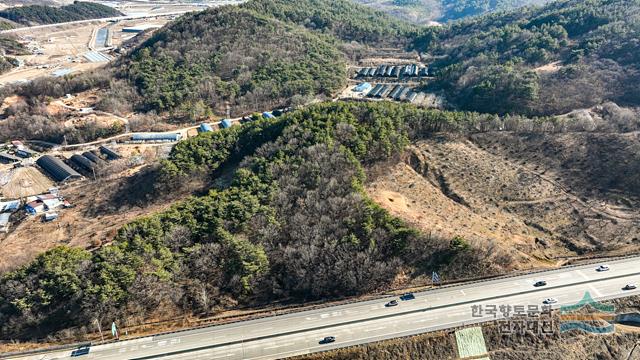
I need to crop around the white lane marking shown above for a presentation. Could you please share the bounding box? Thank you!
[588,284,603,297]
[264,342,295,350]
[319,313,330,319]
[363,326,386,332]
[576,270,590,281]
[447,311,468,317]
[459,289,466,296]
[210,353,235,359]
[157,340,167,347]
[251,326,272,333]
[170,338,181,344]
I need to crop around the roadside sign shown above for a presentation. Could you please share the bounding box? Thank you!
[432,271,441,285]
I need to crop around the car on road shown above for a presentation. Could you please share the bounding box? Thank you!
[400,293,415,301]
[534,280,547,287]
[385,300,399,307]
[71,345,91,357]
[624,284,637,290]
[319,336,336,344]
[596,264,610,272]
[543,298,558,304]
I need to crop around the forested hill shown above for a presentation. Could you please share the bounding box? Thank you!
[0,36,28,74]
[440,0,551,21]
[354,0,552,24]
[240,0,417,44]
[417,0,640,115]
[0,2,122,26]
[0,101,511,340]
[117,4,346,117]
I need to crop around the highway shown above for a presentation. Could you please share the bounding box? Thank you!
[0,1,244,34]
[5,256,640,360]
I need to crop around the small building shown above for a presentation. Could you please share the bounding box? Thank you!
[16,148,37,158]
[368,84,382,98]
[396,87,408,100]
[36,155,82,183]
[376,85,389,98]
[388,85,401,99]
[220,119,233,129]
[199,123,214,133]
[25,200,46,215]
[82,151,104,164]
[354,82,372,93]
[42,198,63,210]
[131,133,182,142]
[43,212,59,222]
[398,87,412,101]
[0,200,20,213]
[122,25,162,33]
[70,154,97,172]
[0,152,21,163]
[99,146,120,160]
[386,66,394,77]
[0,213,10,233]
[25,193,66,215]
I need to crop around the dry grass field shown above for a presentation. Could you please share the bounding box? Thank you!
[0,166,53,198]
[367,131,640,266]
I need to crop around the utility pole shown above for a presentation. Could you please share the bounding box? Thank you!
[94,319,104,342]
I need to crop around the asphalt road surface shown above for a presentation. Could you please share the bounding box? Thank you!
[0,1,244,34]
[7,256,640,360]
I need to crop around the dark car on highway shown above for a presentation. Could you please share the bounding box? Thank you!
[71,345,91,357]
[534,280,547,287]
[319,336,336,344]
[400,293,415,301]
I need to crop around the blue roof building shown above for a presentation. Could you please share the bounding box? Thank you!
[131,133,182,142]
[354,82,372,92]
[199,123,214,133]
[220,119,233,129]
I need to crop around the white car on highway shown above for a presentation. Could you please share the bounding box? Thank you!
[596,264,610,272]
[624,284,637,290]
[543,298,558,304]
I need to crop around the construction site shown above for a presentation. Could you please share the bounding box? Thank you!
[0,0,218,86]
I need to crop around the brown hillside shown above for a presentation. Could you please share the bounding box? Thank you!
[367,132,640,264]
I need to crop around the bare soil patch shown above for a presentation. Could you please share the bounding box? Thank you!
[367,132,640,264]
[0,166,54,199]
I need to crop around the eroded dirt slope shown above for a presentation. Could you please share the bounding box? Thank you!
[367,132,640,265]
